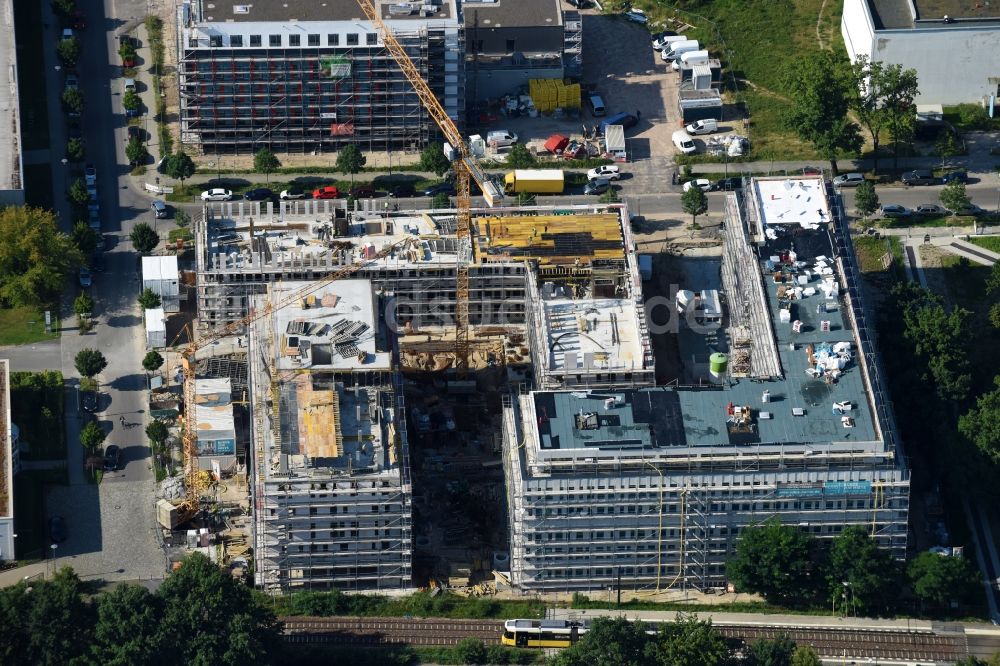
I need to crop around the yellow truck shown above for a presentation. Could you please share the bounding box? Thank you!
[503,169,565,195]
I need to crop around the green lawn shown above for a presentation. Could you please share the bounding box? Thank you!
[12,0,50,150]
[970,236,1000,255]
[10,371,66,461]
[0,305,60,345]
[879,215,980,229]
[853,235,903,275]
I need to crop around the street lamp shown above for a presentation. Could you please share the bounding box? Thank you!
[48,544,58,578]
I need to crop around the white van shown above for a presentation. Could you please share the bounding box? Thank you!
[487,130,518,147]
[685,118,718,135]
[662,39,699,61]
[672,130,697,154]
[587,94,606,117]
[653,34,686,51]
[672,49,709,70]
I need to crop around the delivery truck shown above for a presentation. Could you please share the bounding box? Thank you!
[503,169,565,194]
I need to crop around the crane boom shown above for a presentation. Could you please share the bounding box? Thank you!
[176,236,417,521]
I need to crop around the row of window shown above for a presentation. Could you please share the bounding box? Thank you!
[203,33,379,49]
[526,498,891,514]
[533,564,727,579]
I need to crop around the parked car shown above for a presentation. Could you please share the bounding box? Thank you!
[312,185,340,199]
[49,516,67,543]
[901,169,936,186]
[150,199,168,218]
[78,267,92,288]
[583,178,611,195]
[566,0,591,7]
[625,8,648,24]
[87,183,97,201]
[200,188,233,201]
[832,172,865,187]
[713,177,743,192]
[940,170,968,184]
[279,187,308,200]
[81,389,98,413]
[685,119,718,135]
[387,183,416,198]
[64,74,79,91]
[950,203,986,216]
[587,165,621,181]
[123,78,136,93]
[651,31,679,49]
[683,179,712,193]
[88,209,101,231]
[486,130,518,147]
[914,204,947,216]
[349,185,376,199]
[244,187,275,201]
[879,204,911,218]
[422,182,455,197]
[104,445,121,472]
[127,126,144,143]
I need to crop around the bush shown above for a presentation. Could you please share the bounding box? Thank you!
[956,103,992,131]
[455,638,486,665]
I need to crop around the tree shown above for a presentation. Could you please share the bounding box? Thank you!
[551,616,652,666]
[62,88,84,115]
[848,56,889,174]
[56,37,80,67]
[791,646,823,666]
[145,419,168,446]
[122,89,142,112]
[0,568,92,665]
[138,287,162,310]
[80,420,107,452]
[747,634,797,666]
[117,42,137,64]
[990,303,1000,331]
[420,142,451,177]
[727,517,816,603]
[74,348,108,378]
[253,147,281,183]
[431,192,450,209]
[53,0,76,17]
[986,263,1000,297]
[455,637,487,665]
[68,177,90,207]
[899,290,972,402]
[881,63,920,174]
[484,643,510,665]
[156,552,281,666]
[936,130,962,168]
[142,351,165,373]
[825,526,901,616]
[130,223,160,254]
[908,551,980,610]
[125,136,148,166]
[0,207,83,306]
[940,181,971,214]
[854,180,879,219]
[66,137,85,162]
[74,292,94,319]
[71,221,98,255]
[174,209,190,228]
[335,144,366,184]
[681,184,708,228]
[649,613,729,666]
[165,151,196,183]
[959,376,1000,462]
[506,143,537,169]
[599,189,621,204]
[783,51,862,175]
[91,584,164,666]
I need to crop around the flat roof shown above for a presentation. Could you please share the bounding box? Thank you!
[145,308,166,333]
[462,0,562,29]
[0,14,22,200]
[475,212,625,266]
[197,0,457,23]
[142,255,178,281]
[754,177,831,229]
[540,298,644,374]
[269,279,391,372]
[194,378,236,442]
[869,0,1000,29]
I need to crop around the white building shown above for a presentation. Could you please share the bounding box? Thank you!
[842,0,1000,105]
[0,360,15,562]
[142,256,180,313]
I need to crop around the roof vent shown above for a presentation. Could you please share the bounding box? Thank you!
[233,4,250,13]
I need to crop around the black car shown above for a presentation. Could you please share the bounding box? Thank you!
[81,389,99,412]
[940,170,967,184]
[244,187,274,201]
[423,182,456,197]
[387,183,416,198]
[713,177,743,192]
[349,185,377,199]
[901,169,936,186]
[49,515,67,543]
[127,126,145,143]
[104,445,121,471]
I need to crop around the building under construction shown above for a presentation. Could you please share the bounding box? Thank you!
[501,176,909,593]
[175,0,464,155]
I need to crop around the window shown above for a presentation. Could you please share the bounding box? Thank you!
[346,33,358,45]
[289,34,300,47]
[250,34,261,47]
[308,34,320,46]
[229,35,242,47]
[269,34,281,47]
[327,33,339,46]
[366,33,377,45]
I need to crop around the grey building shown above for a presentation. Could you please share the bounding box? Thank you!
[502,177,910,593]
[464,0,581,101]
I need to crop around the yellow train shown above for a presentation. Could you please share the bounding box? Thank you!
[501,619,585,648]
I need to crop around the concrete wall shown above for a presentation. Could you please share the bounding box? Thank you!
[471,67,563,100]
[841,0,875,62]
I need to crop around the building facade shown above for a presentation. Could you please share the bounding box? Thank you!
[842,0,1000,105]
[176,0,464,155]
[502,177,910,593]
[0,360,15,562]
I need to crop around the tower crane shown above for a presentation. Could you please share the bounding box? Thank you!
[174,237,417,524]
[354,0,505,375]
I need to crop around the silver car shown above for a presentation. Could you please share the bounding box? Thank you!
[200,188,233,201]
[150,199,168,218]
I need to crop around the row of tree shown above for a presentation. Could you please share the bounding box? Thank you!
[785,53,919,174]
[0,554,281,666]
[727,519,980,616]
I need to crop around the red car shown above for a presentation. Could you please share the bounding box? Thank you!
[312,186,340,199]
